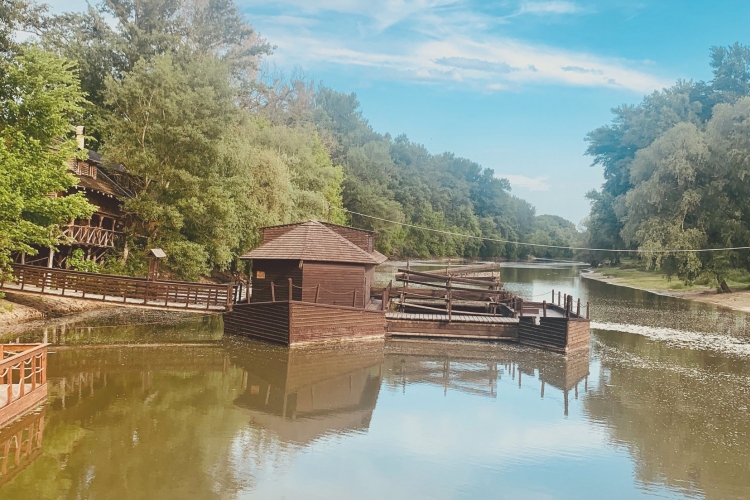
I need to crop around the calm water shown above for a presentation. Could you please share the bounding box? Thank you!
[2,263,749,499]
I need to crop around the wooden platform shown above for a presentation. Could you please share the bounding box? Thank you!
[0,344,49,429]
[385,312,519,341]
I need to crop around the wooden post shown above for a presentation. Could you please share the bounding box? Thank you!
[315,284,320,303]
[247,281,251,303]
[557,291,561,306]
[288,278,293,302]
[226,284,233,312]
[551,289,555,303]
[447,277,452,323]
[518,298,524,317]
[352,290,358,308]
[271,282,275,302]
[381,286,388,311]
[576,298,581,317]
[586,301,590,320]
[543,300,547,317]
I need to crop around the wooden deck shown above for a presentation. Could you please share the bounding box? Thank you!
[386,312,518,324]
[0,264,233,312]
[385,312,519,341]
[0,344,48,429]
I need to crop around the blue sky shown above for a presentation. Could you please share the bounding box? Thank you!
[48,0,750,223]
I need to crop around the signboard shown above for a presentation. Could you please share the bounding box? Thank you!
[256,271,265,279]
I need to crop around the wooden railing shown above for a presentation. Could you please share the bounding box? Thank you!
[62,224,119,248]
[1,264,234,311]
[0,344,48,428]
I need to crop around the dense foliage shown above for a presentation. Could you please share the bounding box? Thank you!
[2,0,583,280]
[585,43,750,289]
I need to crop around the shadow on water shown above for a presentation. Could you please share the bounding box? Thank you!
[0,263,749,499]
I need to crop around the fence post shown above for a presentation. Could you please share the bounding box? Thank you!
[576,298,580,317]
[271,282,275,302]
[551,289,555,303]
[557,291,560,306]
[288,278,293,302]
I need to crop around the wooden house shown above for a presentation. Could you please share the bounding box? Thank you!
[25,127,133,268]
[224,221,388,345]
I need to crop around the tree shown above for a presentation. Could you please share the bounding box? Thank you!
[0,47,95,276]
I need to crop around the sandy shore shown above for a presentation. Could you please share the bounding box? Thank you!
[583,271,750,313]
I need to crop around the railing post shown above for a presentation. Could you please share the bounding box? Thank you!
[557,291,560,306]
[543,300,547,317]
[271,282,275,302]
[381,285,388,311]
[288,278,293,302]
[586,301,590,320]
[447,277,452,323]
[226,284,233,312]
[552,289,555,303]
[31,355,36,391]
[576,298,581,317]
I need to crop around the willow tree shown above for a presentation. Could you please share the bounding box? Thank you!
[0,47,95,277]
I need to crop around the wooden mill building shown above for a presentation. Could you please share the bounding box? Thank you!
[224,221,388,345]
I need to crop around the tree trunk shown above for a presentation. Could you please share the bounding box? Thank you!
[719,278,733,294]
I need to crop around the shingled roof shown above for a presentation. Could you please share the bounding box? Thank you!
[240,221,388,265]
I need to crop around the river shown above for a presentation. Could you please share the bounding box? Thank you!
[1,263,748,499]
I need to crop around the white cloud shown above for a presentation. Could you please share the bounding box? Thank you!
[518,1,583,15]
[239,0,462,30]
[499,174,552,191]
[262,27,669,93]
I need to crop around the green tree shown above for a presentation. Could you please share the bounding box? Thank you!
[0,47,95,276]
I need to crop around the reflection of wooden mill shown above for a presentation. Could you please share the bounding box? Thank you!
[231,340,385,444]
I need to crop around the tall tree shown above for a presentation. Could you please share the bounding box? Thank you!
[0,47,95,275]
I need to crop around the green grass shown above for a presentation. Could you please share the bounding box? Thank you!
[592,259,750,293]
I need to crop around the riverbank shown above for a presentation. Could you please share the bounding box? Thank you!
[583,268,750,313]
[0,292,116,330]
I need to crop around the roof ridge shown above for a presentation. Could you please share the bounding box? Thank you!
[313,222,376,259]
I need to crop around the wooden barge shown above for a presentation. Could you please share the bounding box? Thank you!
[224,221,590,354]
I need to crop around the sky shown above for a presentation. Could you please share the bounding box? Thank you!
[46,0,750,224]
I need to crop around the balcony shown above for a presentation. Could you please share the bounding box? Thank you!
[62,225,119,248]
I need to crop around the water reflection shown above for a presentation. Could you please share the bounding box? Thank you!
[2,262,750,499]
[231,340,384,444]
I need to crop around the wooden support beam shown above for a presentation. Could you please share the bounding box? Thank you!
[288,278,293,302]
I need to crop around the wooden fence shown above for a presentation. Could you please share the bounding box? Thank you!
[0,264,233,312]
[62,224,119,248]
[0,344,48,428]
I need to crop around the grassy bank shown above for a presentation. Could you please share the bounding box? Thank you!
[584,260,750,312]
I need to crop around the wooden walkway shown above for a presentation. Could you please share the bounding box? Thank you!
[0,264,233,312]
[386,312,518,324]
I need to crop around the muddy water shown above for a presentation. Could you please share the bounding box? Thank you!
[1,263,749,499]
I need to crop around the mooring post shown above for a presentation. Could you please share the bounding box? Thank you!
[288,278,293,302]
[271,282,275,302]
[315,284,320,303]
[586,301,590,320]
[576,298,581,317]
[543,300,547,317]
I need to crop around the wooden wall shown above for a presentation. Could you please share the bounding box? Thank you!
[223,302,290,344]
[301,262,367,308]
[321,223,374,252]
[517,317,591,354]
[289,302,385,343]
[252,260,303,303]
[224,301,385,345]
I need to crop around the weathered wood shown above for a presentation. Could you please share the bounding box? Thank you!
[396,269,500,287]
[0,264,231,312]
[418,262,502,276]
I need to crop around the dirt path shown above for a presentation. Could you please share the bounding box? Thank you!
[0,292,115,330]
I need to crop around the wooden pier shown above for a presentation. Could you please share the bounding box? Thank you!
[0,344,48,429]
